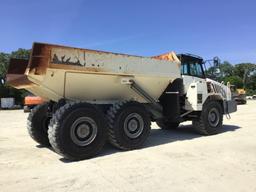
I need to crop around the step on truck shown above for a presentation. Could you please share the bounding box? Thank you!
[6,42,237,160]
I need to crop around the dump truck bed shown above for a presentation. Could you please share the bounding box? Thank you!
[7,42,181,103]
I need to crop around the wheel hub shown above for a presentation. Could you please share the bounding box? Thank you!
[70,117,97,146]
[128,119,139,132]
[208,108,220,127]
[76,124,90,138]
[124,113,144,139]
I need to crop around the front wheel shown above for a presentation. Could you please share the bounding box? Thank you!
[192,100,223,135]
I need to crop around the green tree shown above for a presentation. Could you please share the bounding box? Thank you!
[223,75,243,88]
[234,63,256,88]
[11,48,30,60]
[246,72,256,93]
[0,53,10,78]
[219,61,234,77]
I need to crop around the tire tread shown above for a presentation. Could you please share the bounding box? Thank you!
[27,103,50,146]
[106,101,151,150]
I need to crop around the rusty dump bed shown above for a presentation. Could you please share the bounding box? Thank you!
[6,42,181,103]
[6,59,31,88]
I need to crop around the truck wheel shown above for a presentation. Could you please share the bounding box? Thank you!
[48,102,107,160]
[107,101,151,150]
[27,103,51,146]
[192,100,223,135]
[156,120,179,130]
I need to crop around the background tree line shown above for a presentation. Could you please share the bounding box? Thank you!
[214,61,256,95]
[0,49,256,105]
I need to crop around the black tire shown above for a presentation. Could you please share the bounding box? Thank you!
[192,100,223,135]
[156,120,179,130]
[48,102,107,160]
[107,101,151,150]
[27,103,51,146]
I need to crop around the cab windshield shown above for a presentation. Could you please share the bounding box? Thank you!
[178,54,205,78]
[181,62,204,77]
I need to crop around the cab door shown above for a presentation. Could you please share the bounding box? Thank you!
[181,61,208,111]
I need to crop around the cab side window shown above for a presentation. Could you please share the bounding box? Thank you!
[181,63,189,75]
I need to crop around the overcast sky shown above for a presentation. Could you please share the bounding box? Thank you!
[0,0,255,63]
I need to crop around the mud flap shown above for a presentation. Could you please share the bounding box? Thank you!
[223,100,237,114]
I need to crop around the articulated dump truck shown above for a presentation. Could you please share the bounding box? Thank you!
[6,42,237,160]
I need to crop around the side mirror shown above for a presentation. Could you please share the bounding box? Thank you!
[213,57,221,76]
[213,56,220,67]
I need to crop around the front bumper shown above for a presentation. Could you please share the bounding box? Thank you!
[223,100,237,114]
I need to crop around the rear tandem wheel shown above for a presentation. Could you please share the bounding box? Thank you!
[107,101,151,150]
[27,103,51,146]
[48,102,108,160]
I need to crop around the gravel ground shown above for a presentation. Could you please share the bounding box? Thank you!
[0,100,256,192]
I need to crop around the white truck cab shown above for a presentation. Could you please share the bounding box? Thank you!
[156,54,237,135]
